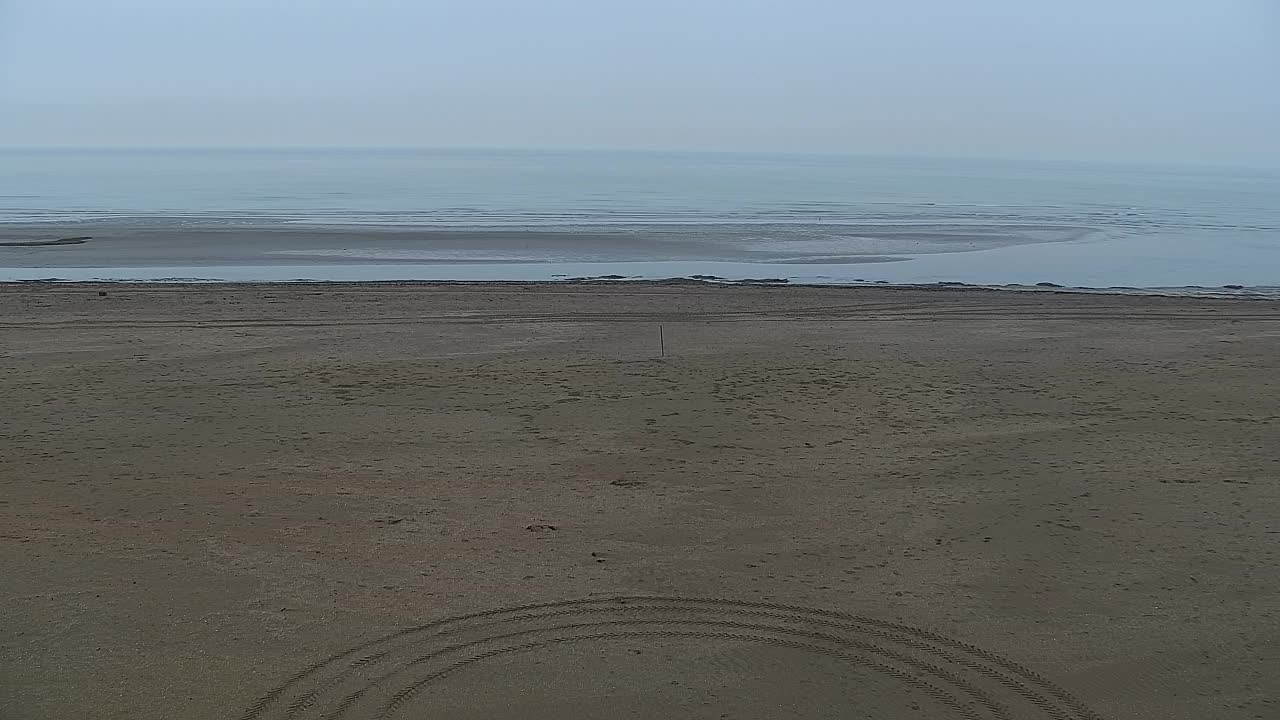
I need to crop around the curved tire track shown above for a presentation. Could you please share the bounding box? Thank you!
[239,596,1104,720]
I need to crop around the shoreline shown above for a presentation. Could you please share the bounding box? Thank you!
[2,219,1275,292]
[0,219,1085,266]
[3,275,1275,300]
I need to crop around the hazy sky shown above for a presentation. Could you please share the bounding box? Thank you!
[2,0,1278,166]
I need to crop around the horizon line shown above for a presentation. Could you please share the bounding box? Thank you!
[1,144,1277,173]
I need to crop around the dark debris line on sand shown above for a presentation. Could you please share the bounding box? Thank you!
[0,236,92,247]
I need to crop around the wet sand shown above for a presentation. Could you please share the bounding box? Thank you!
[0,220,1082,267]
[2,283,1278,719]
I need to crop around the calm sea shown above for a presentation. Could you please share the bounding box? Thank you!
[2,148,1278,288]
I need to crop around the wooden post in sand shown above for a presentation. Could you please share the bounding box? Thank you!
[659,324,665,357]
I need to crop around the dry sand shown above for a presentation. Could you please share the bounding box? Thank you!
[2,282,1277,719]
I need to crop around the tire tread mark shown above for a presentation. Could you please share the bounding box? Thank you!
[337,601,1084,720]
[240,595,1103,720]
[314,606,1063,720]
[329,619,1009,720]
[377,631,984,720]
[618,596,1103,720]
[242,596,618,720]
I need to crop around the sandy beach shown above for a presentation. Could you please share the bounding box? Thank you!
[2,282,1277,719]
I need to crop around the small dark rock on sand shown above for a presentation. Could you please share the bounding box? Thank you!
[1035,282,1064,288]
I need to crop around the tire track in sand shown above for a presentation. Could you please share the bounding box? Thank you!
[239,596,1104,720]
